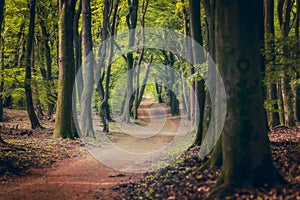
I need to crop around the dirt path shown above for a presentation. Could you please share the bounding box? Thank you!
[0,154,136,200]
[0,99,184,200]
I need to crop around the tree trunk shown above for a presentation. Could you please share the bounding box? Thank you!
[81,0,95,137]
[180,0,191,120]
[203,0,215,135]
[162,51,180,116]
[97,0,110,129]
[281,76,295,126]
[0,0,4,122]
[210,0,285,197]
[277,81,285,124]
[134,57,152,119]
[264,0,280,127]
[295,0,300,122]
[278,0,295,126]
[31,45,44,118]
[155,80,163,103]
[100,0,120,132]
[133,0,150,120]
[123,0,138,123]
[25,0,41,129]
[0,0,4,41]
[137,59,152,108]
[189,0,205,145]
[54,0,77,139]
[180,67,190,117]
[39,20,55,116]
[74,0,83,103]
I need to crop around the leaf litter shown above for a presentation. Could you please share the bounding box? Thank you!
[113,126,300,200]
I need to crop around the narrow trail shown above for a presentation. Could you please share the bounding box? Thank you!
[0,155,134,200]
[0,99,184,200]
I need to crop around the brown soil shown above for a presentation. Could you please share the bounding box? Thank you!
[0,99,180,200]
[0,154,139,200]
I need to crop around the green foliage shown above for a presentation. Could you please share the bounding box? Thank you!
[1,0,58,110]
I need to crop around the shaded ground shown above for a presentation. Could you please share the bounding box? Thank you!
[0,153,140,200]
[1,105,300,199]
[0,99,184,200]
[115,126,300,200]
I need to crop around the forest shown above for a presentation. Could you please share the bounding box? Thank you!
[0,0,299,199]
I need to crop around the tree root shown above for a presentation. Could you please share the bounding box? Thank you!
[207,184,237,200]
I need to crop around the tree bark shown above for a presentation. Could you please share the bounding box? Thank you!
[0,0,4,122]
[162,51,180,116]
[137,58,152,109]
[264,0,280,127]
[180,67,189,116]
[210,0,285,197]
[155,80,163,103]
[40,20,55,116]
[132,0,150,120]
[277,81,285,124]
[295,0,300,122]
[31,44,44,118]
[189,0,205,146]
[81,0,95,137]
[203,0,216,136]
[74,0,83,103]
[54,0,77,139]
[100,0,120,132]
[278,0,295,126]
[180,0,191,120]
[25,0,41,129]
[0,0,4,36]
[123,0,139,123]
[96,0,111,129]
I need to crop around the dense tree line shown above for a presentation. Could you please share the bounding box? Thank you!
[1,0,298,197]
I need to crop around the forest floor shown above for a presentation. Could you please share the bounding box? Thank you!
[0,100,181,200]
[0,102,299,199]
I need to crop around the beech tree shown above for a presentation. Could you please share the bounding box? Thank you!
[81,0,95,137]
[24,0,41,129]
[278,0,295,126]
[39,19,55,116]
[0,0,4,122]
[189,0,205,146]
[133,0,151,120]
[53,0,77,139]
[264,0,279,127]
[123,0,139,123]
[74,0,83,103]
[99,0,120,132]
[209,0,285,197]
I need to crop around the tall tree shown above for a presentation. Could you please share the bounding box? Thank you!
[278,0,295,126]
[133,0,150,120]
[53,0,77,139]
[200,0,223,169]
[189,0,205,146]
[264,0,280,127]
[74,0,83,103]
[180,0,191,120]
[203,0,216,133]
[123,0,139,122]
[39,19,55,116]
[99,0,120,132]
[96,0,110,132]
[0,0,5,122]
[210,0,284,197]
[81,0,95,137]
[24,0,41,129]
[0,0,3,44]
[294,0,300,121]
